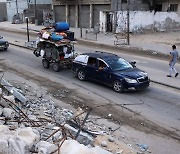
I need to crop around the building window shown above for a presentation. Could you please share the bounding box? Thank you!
[122,0,127,4]
[169,4,178,12]
[155,4,162,11]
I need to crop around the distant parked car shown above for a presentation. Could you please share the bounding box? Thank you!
[0,36,9,51]
[72,51,150,92]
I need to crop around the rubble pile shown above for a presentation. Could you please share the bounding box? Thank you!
[0,78,140,154]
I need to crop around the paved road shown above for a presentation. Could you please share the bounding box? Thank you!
[1,30,180,90]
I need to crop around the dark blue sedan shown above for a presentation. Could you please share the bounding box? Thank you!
[72,51,150,92]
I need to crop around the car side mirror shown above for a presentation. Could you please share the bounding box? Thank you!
[130,61,136,67]
[0,36,3,39]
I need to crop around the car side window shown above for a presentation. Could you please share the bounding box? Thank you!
[98,60,107,70]
[87,57,97,67]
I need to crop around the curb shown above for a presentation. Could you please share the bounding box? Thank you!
[8,43,180,91]
[9,42,34,50]
[150,80,180,91]
[77,39,180,63]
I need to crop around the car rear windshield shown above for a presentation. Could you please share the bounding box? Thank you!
[106,58,133,71]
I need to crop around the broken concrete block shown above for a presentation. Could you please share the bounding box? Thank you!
[0,125,10,134]
[28,115,37,121]
[38,147,47,154]
[60,140,112,154]
[108,136,115,142]
[15,127,40,148]
[1,95,15,107]
[8,137,26,154]
[0,138,9,154]
[2,108,15,119]
[64,124,93,145]
[35,141,57,154]
[0,108,3,116]
[101,141,108,147]
[0,133,26,154]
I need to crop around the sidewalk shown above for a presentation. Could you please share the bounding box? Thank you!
[0,21,180,90]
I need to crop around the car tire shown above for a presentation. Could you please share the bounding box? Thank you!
[77,70,86,81]
[42,59,50,69]
[4,48,8,51]
[113,80,124,93]
[53,63,60,72]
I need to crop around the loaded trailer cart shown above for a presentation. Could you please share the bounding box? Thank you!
[33,22,77,72]
[33,38,77,72]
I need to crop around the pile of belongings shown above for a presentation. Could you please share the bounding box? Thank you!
[39,22,75,42]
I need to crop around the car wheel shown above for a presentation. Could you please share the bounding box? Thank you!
[4,48,8,51]
[77,70,85,81]
[53,63,60,72]
[113,80,124,93]
[42,59,50,68]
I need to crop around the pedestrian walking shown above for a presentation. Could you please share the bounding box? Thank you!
[167,45,179,77]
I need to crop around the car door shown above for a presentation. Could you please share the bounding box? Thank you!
[86,57,99,80]
[97,59,112,85]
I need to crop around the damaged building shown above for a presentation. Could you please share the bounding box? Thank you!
[52,0,180,33]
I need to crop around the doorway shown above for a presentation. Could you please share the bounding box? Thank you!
[106,13,113,32]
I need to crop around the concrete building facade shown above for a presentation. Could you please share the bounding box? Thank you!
[0,0,7,22]
[156,0,180,14]
[52,0,153,29]
[0,0,52,23]
[52,0,111,28]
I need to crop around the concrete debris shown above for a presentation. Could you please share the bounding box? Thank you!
[0,79,140,153]
[15,127,40,148]
[1,95,15,107]
[60,139,112,154]
[0,125,10,134]
[101,141,108,147]
[0,88,2,95]
[3,108,15,119]
[108,136,115,142]
[64,124,94,145]
[35,141,57,154]
[0,108,3,116]
[136,143,148,152]
[1,79,27,104]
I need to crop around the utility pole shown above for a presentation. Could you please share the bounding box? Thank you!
[27,0,29,10]
[34,0,37,22]
[15,0,18,14]
[113,0,118,33]
[127,0,130,45]
[78,0,82,38]
[26,17,30,42]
